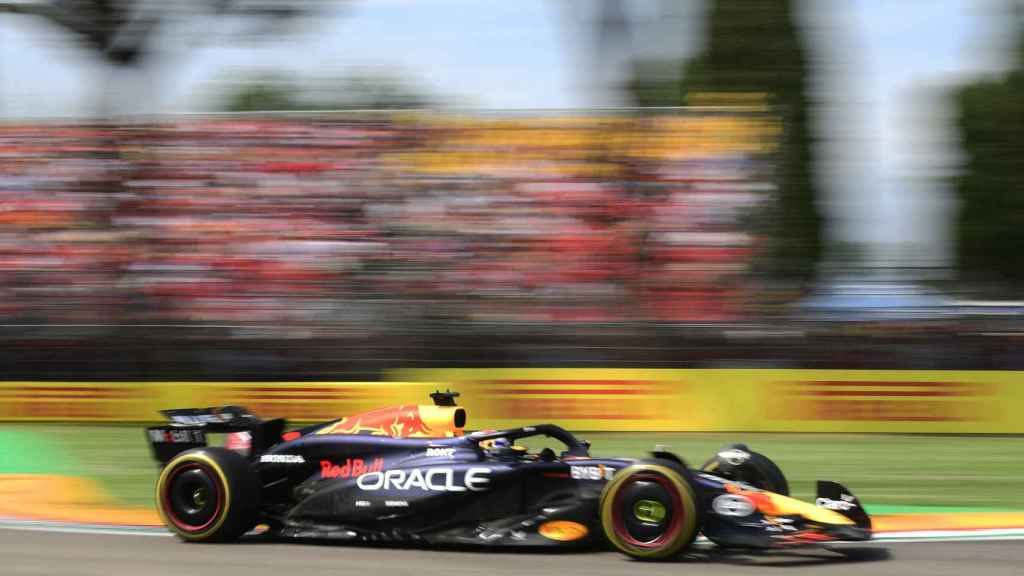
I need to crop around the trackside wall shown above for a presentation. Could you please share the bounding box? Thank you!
[0,369,1020,433]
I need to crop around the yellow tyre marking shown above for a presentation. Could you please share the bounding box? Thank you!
[155,452,232,541]
[600,464,700,559]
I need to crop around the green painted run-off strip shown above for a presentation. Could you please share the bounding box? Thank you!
[0,430,78,475]
[867,505,1024,515]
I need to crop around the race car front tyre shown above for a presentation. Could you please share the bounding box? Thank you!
[599,460,701,560]
[156,447,260,542]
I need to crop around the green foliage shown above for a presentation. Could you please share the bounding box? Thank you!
[681,0,823,281]
[1,1,328,68]
[953,59,1024,288]
[322,70,432,110]
[627,59,685,108]
[622,0,822,280]
[219,70,433,112]
[223,74,304,112]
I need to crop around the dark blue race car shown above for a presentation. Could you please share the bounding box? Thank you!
[146,391,871,560]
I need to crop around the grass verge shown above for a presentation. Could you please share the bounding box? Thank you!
[2,425,1021,511]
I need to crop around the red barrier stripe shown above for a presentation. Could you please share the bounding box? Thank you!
[797,390,980,397]
[482,412,645,420]
[0,393,140,399]
[0,391,138,396]
[237,391,366,397]
[0,387,141,395]
[489,388,663,395]
[481,380,667,387]
[830,416,972,422]
[236,387,372,394]
[549,414,642,420]
[798,381,976,388]
[0,391,136,397]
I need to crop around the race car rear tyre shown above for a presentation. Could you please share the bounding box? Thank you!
[701,444,789,496]
[156,447,260,542]
[599,460,701,560]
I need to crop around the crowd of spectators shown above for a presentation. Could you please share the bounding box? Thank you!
[0,112,780,337]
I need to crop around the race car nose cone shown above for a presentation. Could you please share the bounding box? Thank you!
[634,499,666,523]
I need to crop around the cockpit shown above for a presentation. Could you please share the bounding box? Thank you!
[472,424,591,462]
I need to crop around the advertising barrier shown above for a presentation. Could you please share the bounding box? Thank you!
[0,381,445,424]
[1,369,1022,433]
[392,369,1019,433]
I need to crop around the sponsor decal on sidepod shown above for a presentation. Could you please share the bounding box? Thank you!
[538,521,589,541]
[815,494,857,511]
[225,431,252,453]
[569,465,615,481]
[357,468,491,492]
[321,458,384,479]
[260,454,306,464]
[712,494,756,517]
[149,428,205,444]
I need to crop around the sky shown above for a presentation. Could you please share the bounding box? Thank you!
[0,0,1017,266]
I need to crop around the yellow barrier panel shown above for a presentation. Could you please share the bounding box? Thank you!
[1,370,1022,433]
[0,381,448,424]
[393,369,1023,433]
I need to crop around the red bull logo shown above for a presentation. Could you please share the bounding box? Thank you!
[320,458,384,479]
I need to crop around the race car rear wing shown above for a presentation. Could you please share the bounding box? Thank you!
[146,405,286,465]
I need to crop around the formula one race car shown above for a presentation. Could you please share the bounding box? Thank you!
[146,391,871,560]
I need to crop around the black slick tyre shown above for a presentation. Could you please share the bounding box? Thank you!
[599,460,701,560]
[155,447,260,542]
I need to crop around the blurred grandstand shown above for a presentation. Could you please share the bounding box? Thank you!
[0,110,1020,379]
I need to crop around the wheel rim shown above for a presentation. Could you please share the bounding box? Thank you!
[611,473,684,548]
[161,462,224,533]
[633,499,667,523]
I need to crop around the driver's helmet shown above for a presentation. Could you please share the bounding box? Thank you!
[481,437,527,460]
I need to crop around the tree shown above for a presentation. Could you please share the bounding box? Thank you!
[218,72,304,112]
[216,68,434,112]
[626,58,684,107]
[0,0,338,115]
[952,9,1024,291]
[681,0,822,282]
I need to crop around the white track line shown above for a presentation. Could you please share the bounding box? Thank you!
[0,518,169,537]
[3,517,1024,543]
[872,528,1024,542]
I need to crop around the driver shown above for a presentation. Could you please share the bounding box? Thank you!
[480,437,530,461]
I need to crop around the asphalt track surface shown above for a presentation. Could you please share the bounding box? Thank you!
[3,528,1023,576]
